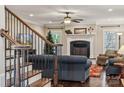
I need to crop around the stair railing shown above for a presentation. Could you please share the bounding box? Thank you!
[0,29,32,87]
[5,7,63,87]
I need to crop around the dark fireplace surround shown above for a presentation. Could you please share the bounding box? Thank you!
[70,40,90,58]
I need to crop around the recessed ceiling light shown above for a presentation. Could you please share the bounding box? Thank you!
[107,18,111,21]
[29,14,34,17]
[49,21,52,24]
[108,8,113,12]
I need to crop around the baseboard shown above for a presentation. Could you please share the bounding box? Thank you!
[89,58,96,60]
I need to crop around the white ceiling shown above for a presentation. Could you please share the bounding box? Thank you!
[6,5,124,26]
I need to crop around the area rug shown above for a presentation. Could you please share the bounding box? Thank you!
[90,64,103,77]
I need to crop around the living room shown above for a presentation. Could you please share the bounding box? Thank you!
[6,5,124,57]
[1,1,124,92]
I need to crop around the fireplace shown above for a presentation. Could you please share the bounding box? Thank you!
[70,41,90,58]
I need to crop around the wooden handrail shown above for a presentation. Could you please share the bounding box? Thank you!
[0,29,31,49]
[0,29,20,45]
[5,7,63,47]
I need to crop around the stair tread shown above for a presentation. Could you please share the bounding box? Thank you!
[6,48,15,50]
[30,78,51,87]
[121,79,124,86]
[22,70,42,79]
[6,62,32,72]
[6,70,42,87]
[6,56,14,60]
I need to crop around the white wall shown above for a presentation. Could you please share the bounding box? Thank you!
[0,5,5,87]
[28,23,45,35]
[96,24,124,54]
[45,23,124,58]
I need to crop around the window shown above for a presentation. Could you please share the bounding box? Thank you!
[103,31,118,51]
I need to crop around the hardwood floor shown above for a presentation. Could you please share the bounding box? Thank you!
[51,59,123,87]
[52,69,123,87]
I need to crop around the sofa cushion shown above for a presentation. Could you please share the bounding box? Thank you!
[59,55,88,64]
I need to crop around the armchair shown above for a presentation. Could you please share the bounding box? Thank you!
[96,50,118,66]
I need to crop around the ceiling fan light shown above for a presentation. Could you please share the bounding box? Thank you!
[64,17,71,24]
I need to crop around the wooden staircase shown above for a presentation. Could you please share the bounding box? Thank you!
[1,6,62,87]
[1,29,52,87]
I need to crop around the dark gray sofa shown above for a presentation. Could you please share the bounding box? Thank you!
[106,58,121,76]
[28,55,92,82]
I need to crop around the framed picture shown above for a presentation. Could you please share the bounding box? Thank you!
[74,28,87,34]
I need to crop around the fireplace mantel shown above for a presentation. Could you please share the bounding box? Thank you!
[66,34,95,37]
[66,34,95,58]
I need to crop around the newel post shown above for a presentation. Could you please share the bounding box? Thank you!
[53,46,58,87]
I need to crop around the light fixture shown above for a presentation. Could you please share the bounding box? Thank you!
[108,8,113,12]
[64,17,71,24]
[29,14,34,17]
[117,32,123,36]
[49,21,52,24]
[107,18,111,21]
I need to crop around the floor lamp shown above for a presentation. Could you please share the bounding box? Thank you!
[117,33,123,49]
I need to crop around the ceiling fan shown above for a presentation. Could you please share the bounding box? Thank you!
[61,12,83,24]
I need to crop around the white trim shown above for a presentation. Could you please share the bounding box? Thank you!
[0,73,5,87]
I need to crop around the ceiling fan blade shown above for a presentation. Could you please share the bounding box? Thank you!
[59,11,74,14]
[71,20,80,23]
[60,21,64,24]
[73,19,83,21]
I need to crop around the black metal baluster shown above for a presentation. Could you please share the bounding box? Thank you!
[5,8,7,87]
[34,34,37,73]
[13,50,16,87]
[44,47,47,79]
[25,27,28,87]
[37,37,40,73]
[16,49,21,87]
[9,13,12,87]
[21,49,23,87]
[24,49,26,87]
[31,32,34,74]
[26,49,29,86]
[40,40,43,79]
